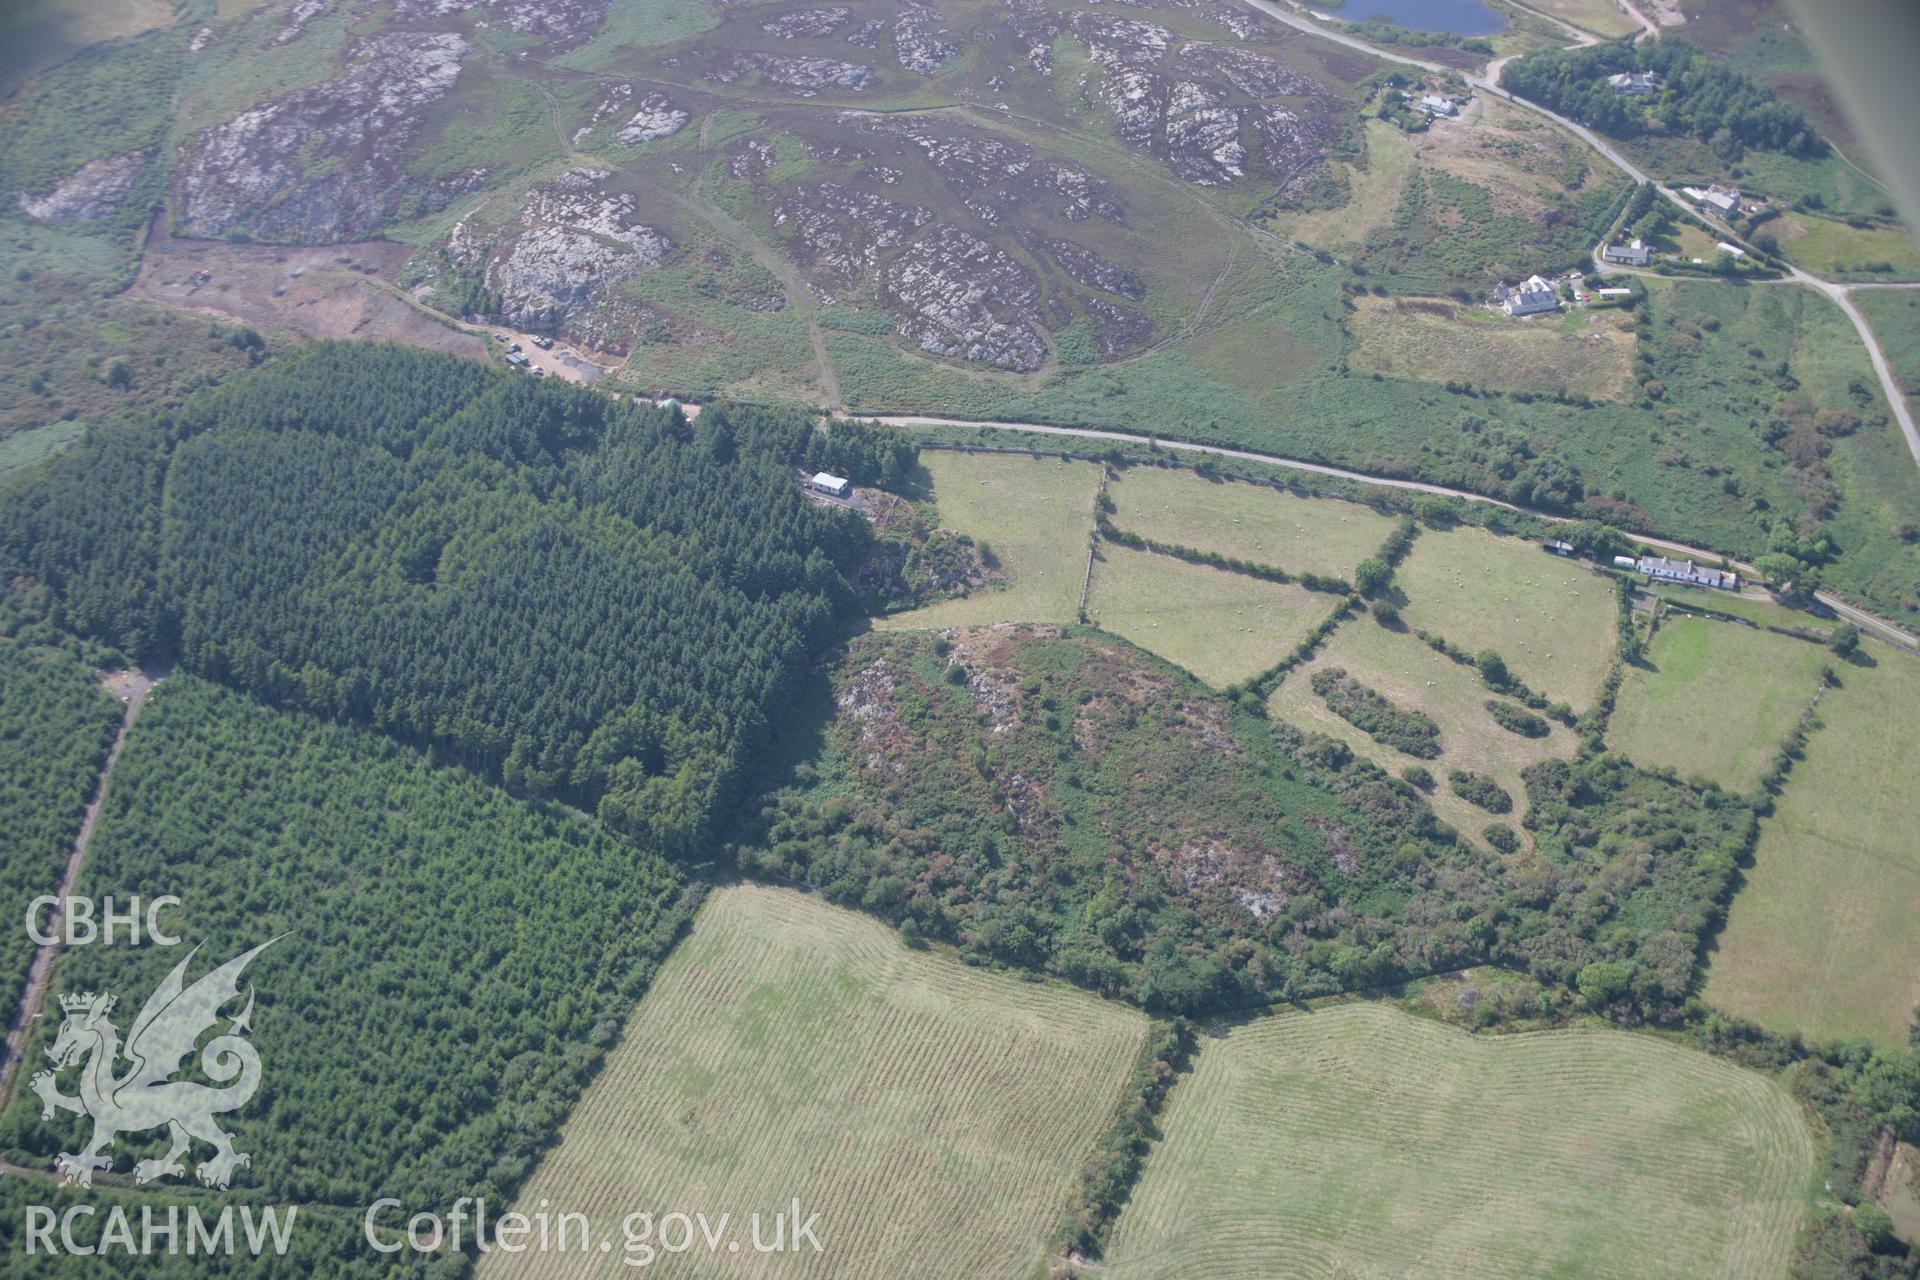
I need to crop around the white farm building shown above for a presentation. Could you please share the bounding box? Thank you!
[1636,556,1738,590]
[1499,275,1560,317]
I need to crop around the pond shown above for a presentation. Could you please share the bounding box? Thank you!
[1342,0,1509,36]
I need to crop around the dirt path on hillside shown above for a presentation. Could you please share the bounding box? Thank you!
[0,666,165,1109]
[536,83,845,411]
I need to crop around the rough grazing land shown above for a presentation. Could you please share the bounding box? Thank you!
[1106,465,1397,579]
[1706,654,1920,1045]
[877,451,1100,630]
[483,884,1146,1280]
[1271,616,1576,851]
[1610,615,1830,793]
[132,233,486,358]
[1086,544,1334,688]
[1103,1002,1814,1280]
[1395,527,1619,712]
[1346,294,1636,401]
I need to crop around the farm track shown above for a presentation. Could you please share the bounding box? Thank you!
[864,411,1920,653]
[534,81,845,411]
[0,667,162,1110]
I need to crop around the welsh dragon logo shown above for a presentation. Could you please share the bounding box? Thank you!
[30,939,278,1190]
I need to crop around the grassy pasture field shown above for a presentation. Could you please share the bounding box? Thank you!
[1705,653,1920,1045]
[1105,465,1397,580]
[1102,1002,1814,1280]
[1651,584,1829,635]
[482,884,1147,1280]
[1394,528,1619,711]
[1086,545,1337,688]
[1609,615,1831,793]
[1269,615,1576,848]
[877,451,1100,631]
[1346,295,1636,400]
[1269,119,1416,254]
[1668,220,1724,263]
[1769,212,1920,281]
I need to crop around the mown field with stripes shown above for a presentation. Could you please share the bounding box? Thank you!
[1101,1002,1814,1280]
[479,884,1146,1280]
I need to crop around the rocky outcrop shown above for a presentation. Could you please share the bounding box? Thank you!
[1070,12,1176,147]
[618,91,690,143]
[881,230,1047,371]
[1046,238,1144,299]
[173,31,471,242]
[1166,108,1245,185]
[763,7,850,38]
[894,4,958,74]
[773,182,934,284]
[455,168,671,350]
[712,52,874,95]
[17,153,145,224]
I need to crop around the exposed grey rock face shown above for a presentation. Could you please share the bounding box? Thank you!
[882,230,1047,371]
[1206,5,1266,39]
[388,0,610,45]
[276,0,327,46]
[772,182,934,284]
[763,7,850,38]
[455,168,670,350]
[1070,11,1176,147]
[893,4,958,74]
[1166,108,1244,184]
[1252,103,1326,175]
[18,153,145,224]
[1004,0,1059,76]
[730,139,776,179]
[850,115,1123,224]
[390,0,473,17]
[617,92,690,143]
[712,52,874,95]
[1046,238,1144,299]
[1032,160,1124,224]
[173,31,470,242]
[486,0,611,44]
[1043,6,1337,187]
[1169,78,1226,114]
